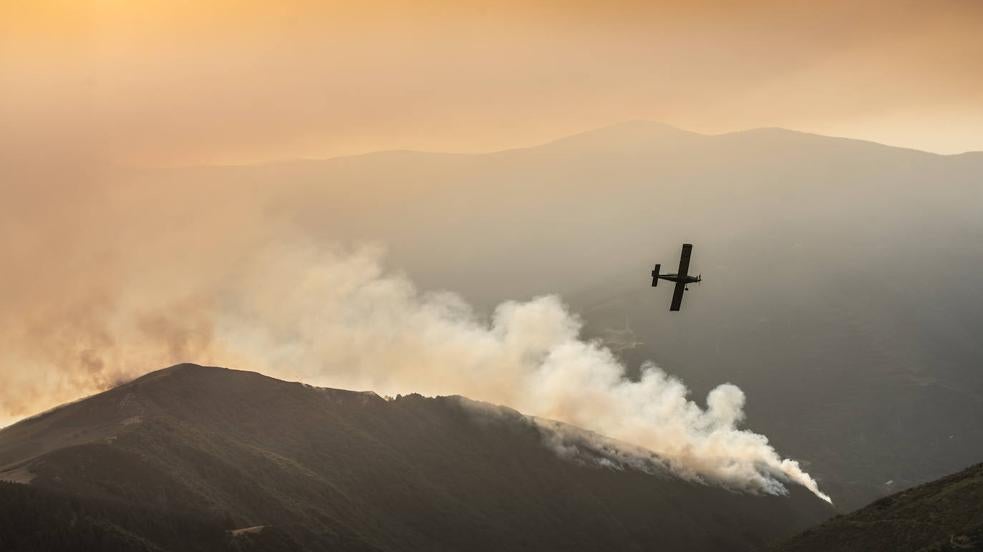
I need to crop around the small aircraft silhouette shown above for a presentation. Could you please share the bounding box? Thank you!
[651,243,702,311]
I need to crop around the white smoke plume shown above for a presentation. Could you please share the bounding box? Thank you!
[0,176,831,503]
[211,244,832,503]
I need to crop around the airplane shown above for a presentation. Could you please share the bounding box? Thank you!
[651,243,702,311]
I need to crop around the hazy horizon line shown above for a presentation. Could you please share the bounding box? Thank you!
[139,120,980,172]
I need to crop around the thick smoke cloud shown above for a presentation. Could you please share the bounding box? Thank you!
[215,244,832,502]
[0,180,830,502]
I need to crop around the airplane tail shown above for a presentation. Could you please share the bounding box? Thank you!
[651,264,660,287]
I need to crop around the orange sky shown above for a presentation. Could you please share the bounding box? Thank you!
[2,0,982,165]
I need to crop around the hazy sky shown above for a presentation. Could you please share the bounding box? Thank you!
[2,0,982,165]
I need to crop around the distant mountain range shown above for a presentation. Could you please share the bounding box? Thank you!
[136,121,983,509]
[0,364,831,552]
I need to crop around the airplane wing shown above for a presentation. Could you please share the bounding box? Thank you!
[676,243,692,279]
[670,280,686,311]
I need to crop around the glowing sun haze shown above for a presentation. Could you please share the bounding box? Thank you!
[2,0,982,166]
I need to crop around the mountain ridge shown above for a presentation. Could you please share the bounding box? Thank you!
[0,363,833,552]
[147,121,980,173]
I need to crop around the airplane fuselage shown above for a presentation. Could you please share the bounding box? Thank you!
[656,273,701,284]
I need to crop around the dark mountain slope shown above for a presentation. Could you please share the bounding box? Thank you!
[0,363,832,551]
[777,461,983,551]
[0,480,299,552]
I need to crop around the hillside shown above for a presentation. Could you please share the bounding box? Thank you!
[0,480,300,552]
[0,363,832,551]
[777,462,983,551]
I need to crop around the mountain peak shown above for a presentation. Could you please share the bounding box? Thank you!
[527,120,702,153]
[126,362,256,386]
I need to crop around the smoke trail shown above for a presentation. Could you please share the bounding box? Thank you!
[213,244,832,503]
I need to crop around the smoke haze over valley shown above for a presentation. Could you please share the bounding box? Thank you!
[4,122,983,512]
